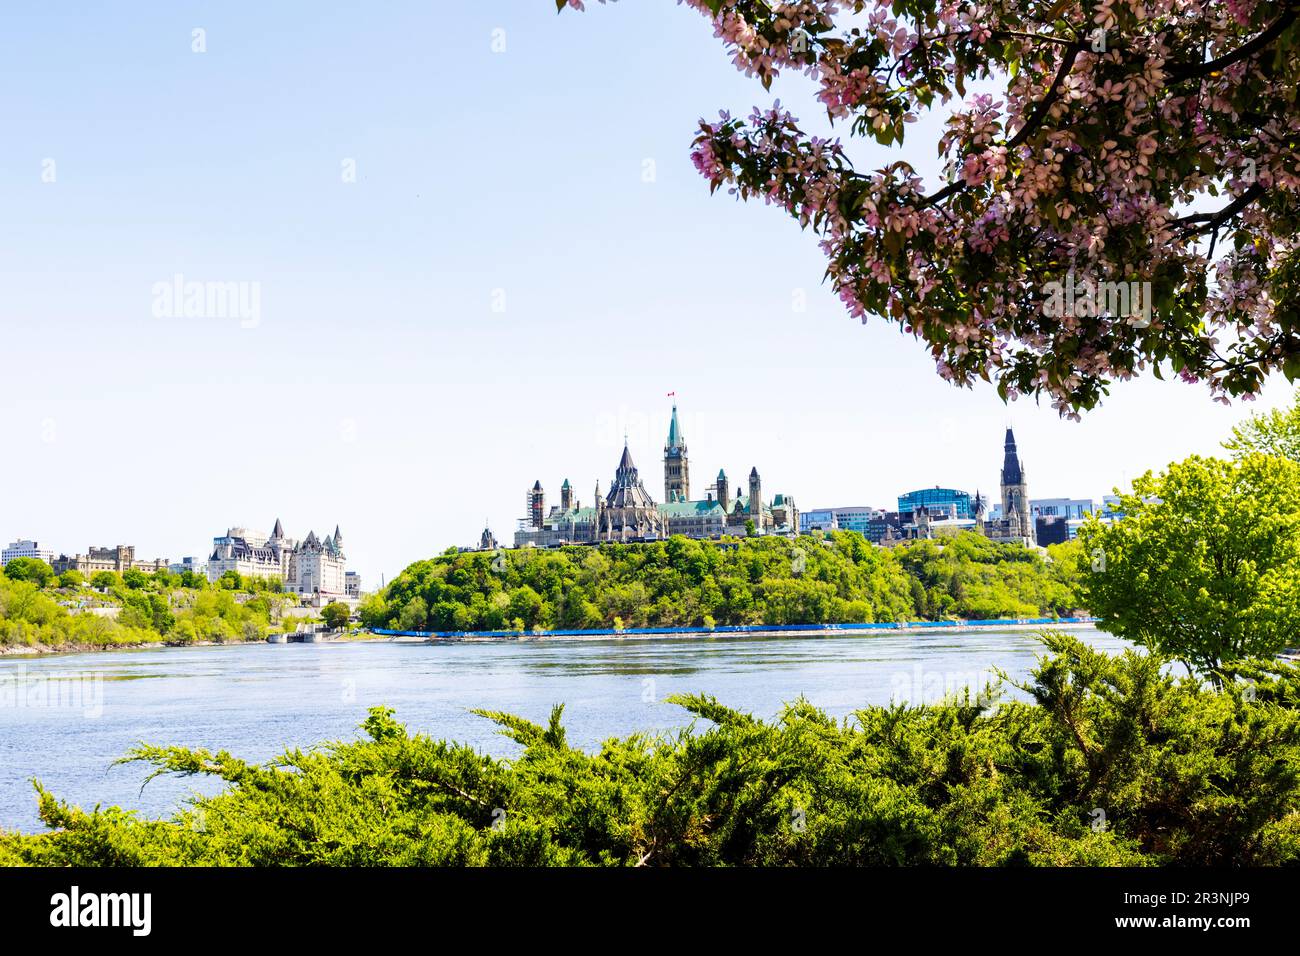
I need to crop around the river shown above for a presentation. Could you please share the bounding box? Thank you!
[0,625,1125,833]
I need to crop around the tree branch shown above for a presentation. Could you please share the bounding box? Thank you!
[920,42,1082,208]
[1175,182,1266,237]
[1167,5,1299,81]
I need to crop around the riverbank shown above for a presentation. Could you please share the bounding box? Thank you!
[0,629,379,658]
[377,617,1101,645]
[0,618,1102,658]
[0,637,248,657]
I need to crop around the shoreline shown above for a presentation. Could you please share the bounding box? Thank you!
[0,631,376,659]
[0,637,259,658]
[0,621,1102,660]
[401,620,1101,646]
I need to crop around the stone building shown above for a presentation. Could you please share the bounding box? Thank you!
[975,428,1034,547]
[513,403,797,547]
[52,545,168,576]
[206,519,350,601]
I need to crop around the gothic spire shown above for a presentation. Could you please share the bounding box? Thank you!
[1001,427,1024,485]
[666,403,685,452]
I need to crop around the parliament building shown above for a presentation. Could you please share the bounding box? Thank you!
[511,404,798,547]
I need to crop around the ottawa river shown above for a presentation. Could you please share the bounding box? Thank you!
[0,626,1125,833]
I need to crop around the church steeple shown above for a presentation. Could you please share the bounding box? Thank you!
[1001,427,1024,486]
[999,428,1031,540]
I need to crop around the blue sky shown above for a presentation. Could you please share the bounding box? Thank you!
[1,1,1292,586]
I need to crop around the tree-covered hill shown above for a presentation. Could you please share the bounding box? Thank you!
[0,564,325,652]
[361,532,1083,633]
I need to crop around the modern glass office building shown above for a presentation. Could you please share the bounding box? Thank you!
[897,487,972,519]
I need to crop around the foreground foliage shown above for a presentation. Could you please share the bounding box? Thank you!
[4,633,1298,866]
[361,532,1081,632]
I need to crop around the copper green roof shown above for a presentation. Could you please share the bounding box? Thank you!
[542,507,597,527]
[657,499,726,518]
[666,404,684,451]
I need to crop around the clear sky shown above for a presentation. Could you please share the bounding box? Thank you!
[1,2,1292,587]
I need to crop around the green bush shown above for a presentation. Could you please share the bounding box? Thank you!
[5,633,1298,867]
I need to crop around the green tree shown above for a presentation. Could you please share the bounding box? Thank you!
[90,571,120,591]
[397,596,428,632]
[178,570,207,589]
[3,558,55,587]
[121,569,149,590]
[1224,389,1300,463]
[57,570,84,589]
[1079,453,1300,677]
[321,602,351,630]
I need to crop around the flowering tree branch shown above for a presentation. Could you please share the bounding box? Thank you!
[557,0,1300,415]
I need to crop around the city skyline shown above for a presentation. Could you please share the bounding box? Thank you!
[1,4,1294,586]
[2,388,1276,585]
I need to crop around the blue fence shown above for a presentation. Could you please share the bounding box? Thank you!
[371,616,1098,640]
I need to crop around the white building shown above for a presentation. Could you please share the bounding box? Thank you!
[169,556,207,578]
[1030,498,1095,520]
[207,519,349,602]
[799,506,886,534]
[2,540,55,565]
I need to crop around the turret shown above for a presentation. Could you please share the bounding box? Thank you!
[716,468,729,512]
[528,481,545,529]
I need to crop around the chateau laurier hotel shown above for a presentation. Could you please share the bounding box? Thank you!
[513,405,799,547]
[207,519,359,603]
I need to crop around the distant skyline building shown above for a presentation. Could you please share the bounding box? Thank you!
[898,487,972,519]
[2,539,55,566]
[1031,498,1095,521]
[799,506,882,534]
[168,556,207,578]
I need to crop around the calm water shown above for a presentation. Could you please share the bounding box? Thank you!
[0,626,1125,832]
